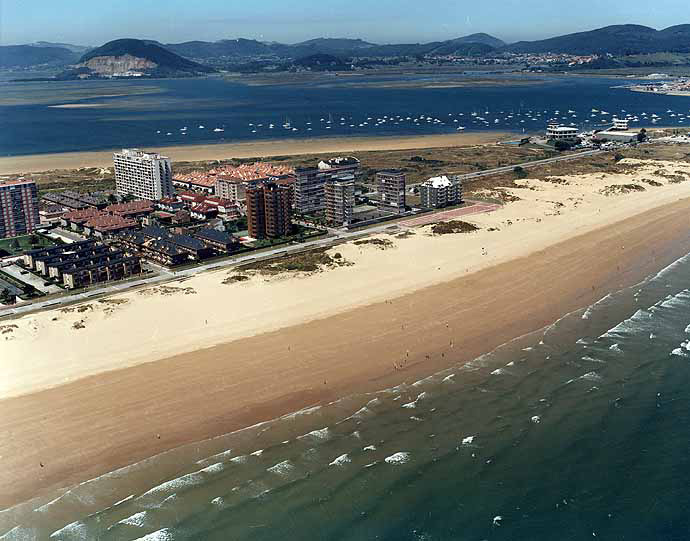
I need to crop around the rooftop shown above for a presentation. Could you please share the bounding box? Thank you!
[114,148,169,161]
[424,175,457,188]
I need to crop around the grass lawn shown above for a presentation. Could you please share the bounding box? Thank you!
[0,233,56,257]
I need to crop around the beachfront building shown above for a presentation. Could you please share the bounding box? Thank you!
[594,118,640,144]
[325,175,355,226]
[246,182,292,239]
[612,118,629,131]
[215,176,249,202]
[419,175,463,209]
[0,179,40,239]
[376,169,406,214]
[62,255,142,289]
[113,149,174,200]
[546,122,579,142]
[294,157,360,214]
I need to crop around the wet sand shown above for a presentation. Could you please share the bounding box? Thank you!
[0,132,513,174]
[1,195,690,508]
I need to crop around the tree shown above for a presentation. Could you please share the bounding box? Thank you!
[554,140,572,152]
[637,129,647,143]
[513,166,527,179]
[0,288,16,305]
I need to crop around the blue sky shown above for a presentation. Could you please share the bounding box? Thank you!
[2,0,689,46]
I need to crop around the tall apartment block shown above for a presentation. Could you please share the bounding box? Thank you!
[246,182,292,239]
[376,169,406,214]
[419,175,463,209]
[0,179,40,239]
[294,157,359,214]
[113,149,174,200]
[325,175,355,226]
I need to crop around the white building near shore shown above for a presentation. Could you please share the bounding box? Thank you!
[113,149,174,200]
[546,122,579,142]
[594,118,640,144]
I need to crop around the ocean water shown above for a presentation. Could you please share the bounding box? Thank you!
[3,251,690,539]
[1,73,690,156]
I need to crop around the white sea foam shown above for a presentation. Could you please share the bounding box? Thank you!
[230,455,248,464]
[119,511,147,528]
[198,448,233,465]
[401,392,428,409]
[211,497,223,506]
[250,449,264,457]
[609,343,622,353]
[531,416,541,424]
[462,435,476,445]
[0,526,40,541]
[329,454,351,466]
[442,374,455,383]
[600,309,652,338]
[267,460,294,476]
[582,355,605,364]
[363,445,377,451]
[298,427,330,441]
[132,529,174,541]
[384,452,411,465]
[140,470,204,499]
[580,371,602,382]
[581,293,613,320]
[345,406,373,421]
[671,347,689,357]
[648,251,690,282]
[200,462,224,474]
[280,405,322,420]
[49,521,89,539]
[490,368,504,375]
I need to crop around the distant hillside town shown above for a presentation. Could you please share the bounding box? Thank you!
[4,24,690,78]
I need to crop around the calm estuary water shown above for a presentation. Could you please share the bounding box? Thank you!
[1,73,690,156]
[2,246,690,539]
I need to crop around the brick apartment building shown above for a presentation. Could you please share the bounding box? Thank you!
[0,179,40,238]
[246,182,292,239]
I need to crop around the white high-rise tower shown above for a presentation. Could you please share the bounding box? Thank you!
[113,149,174,200]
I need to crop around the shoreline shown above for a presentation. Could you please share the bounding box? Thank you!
[0,132,515,174]
[2,187,690,508]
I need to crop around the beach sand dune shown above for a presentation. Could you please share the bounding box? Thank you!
[0,132,511,174]
[1,157,690,507]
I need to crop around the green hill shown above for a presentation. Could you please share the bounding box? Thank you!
[506,24,690,55]
[79,39,215,76]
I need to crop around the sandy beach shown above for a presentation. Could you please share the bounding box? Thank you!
[0,132,513,175]
[2,156,690,508]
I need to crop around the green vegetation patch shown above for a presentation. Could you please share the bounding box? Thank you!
[353,238,395,249]
[599,184,646,196]
[222,274,250,284]
[0,233,56,256]
[431,220,480,235]
[238,248,351,275]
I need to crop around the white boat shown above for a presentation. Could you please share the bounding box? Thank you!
[213,128,224,132]
[198,125,205,129]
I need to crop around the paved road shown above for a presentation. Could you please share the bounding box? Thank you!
[408,149,604,189]
[0,222,402,318]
